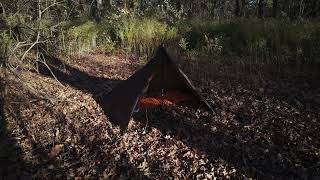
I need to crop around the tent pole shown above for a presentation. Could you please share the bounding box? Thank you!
[161,49,165,107]
[143,108,149,133]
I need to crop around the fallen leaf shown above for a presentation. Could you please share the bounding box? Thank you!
[49,144,64,158]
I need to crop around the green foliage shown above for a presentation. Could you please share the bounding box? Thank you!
[68,21,98,41]
[2,13,22,28]
[0,31,13,45]
[101,36,116,53]
[177,20,217,50]
[0,15,14,55]
[115,18,177,55]
[65,21,101,55]
[178,38,188,51]
[178,19,320,64]
[62,17,319,64]
[0,30,13,55]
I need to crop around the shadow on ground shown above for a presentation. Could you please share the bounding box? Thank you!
[37,54,150,178]
[37,53,320,179]
[37,54,122,123]
[134,107,319,179]
[0,75,31,178]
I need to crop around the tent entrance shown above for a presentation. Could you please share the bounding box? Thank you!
[103,45,213,129]
[137,90,192,109]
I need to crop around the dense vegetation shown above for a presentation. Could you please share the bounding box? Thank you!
[1,0,320,66]
[1,0,319,179]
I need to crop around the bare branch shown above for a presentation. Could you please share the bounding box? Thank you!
[21,31,40,61]
[12,41,32,52]
[7,67,57,104]
[39,52,64,86]
[0,2,5,16]
[40,0,65,16]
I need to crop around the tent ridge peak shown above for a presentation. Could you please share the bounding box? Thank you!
[103,45,214,129]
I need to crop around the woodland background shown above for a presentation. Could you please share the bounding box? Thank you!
[0,0,320,179]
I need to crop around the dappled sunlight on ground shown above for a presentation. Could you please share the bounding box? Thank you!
[3,53,320,179]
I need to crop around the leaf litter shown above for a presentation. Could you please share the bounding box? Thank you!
[2,52,320,179]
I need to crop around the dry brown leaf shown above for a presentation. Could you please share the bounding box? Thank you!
[49,144,64,158]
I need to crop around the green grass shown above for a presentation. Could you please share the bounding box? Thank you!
[115,17,177,56]
[177,18,320,65]
[56,17,320,66]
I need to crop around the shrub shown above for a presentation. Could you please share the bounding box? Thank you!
[177,18,320,64]
[68,21,98,42]
[66,21,99,55]
[115,18,178,56]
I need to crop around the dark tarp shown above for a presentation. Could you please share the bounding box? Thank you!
[102,45,213,129]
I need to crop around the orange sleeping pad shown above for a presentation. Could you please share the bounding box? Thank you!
[137,91,192,108]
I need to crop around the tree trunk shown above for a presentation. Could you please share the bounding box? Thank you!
[173,0,181,10]
[0,2,5,15]
[210,0,218,17]
[92,0,103,22]
[241,0,246,16]
[139,0,145,12]
[97,0,102,19]
[235,0,240,16]
[299,0,304,18]
[257,0,265,18]
[273,0,278,17]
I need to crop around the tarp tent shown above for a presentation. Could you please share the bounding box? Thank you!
[103,45,213,129]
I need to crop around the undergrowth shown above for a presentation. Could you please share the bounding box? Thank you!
[115,18,177,57]
[63,17,320,67]
[3,11,318,67]
[178,18,320,65]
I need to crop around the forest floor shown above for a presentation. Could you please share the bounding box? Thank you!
[1,51,320,179]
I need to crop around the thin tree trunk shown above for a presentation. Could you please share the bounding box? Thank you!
[241,0,246,16]
[257,0,265,18]
[97,0,102,21]
[273,0,278,17]
[235,0,240,16]
[210,0,218,17]
[299,0,304,18]
[92,0,103,22]
[140,0,145,12]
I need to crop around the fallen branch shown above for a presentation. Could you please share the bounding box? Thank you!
[7,68,57,104]
[39,52,64,86]
[21,31,40,61]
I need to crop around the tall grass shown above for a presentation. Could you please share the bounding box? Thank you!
[175,19,320,87]
[178,19,320,65]
[116,18,178,57]
[66,21,99,56]
[61,18,178,58]
[54,17,320,71]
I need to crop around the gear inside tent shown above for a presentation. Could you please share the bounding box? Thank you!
[102,45,214,129]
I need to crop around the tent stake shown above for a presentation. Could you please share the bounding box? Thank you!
[143,108,149,134]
